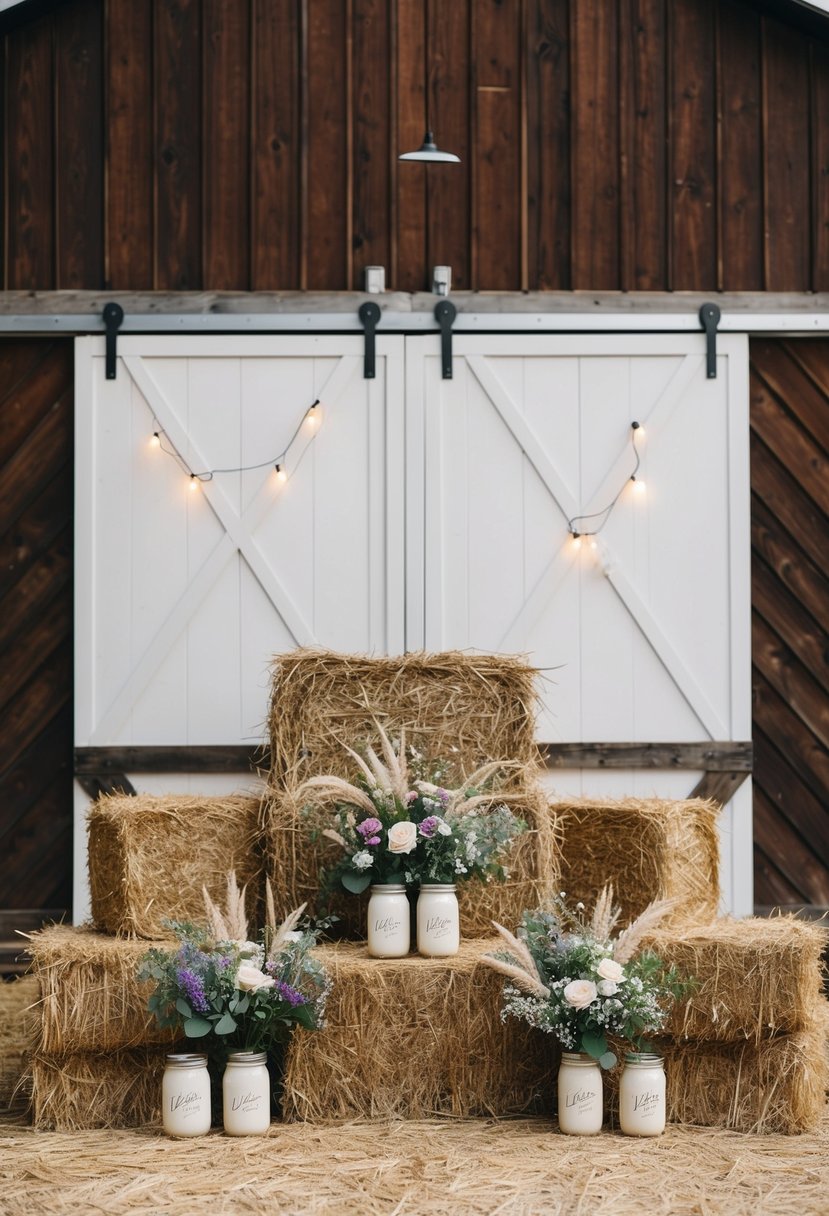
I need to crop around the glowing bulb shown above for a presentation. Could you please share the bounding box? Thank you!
[571,534,582,551]
[589,537,599,550]
[305,408,318,428]
[631,476,647,495]
[275,464,287,484]
[189,475,199,492]
[150,432,161,448]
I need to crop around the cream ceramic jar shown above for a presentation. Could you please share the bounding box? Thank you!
[161,1053,211,1137]
[222,1051,270,1136]
[416,883,460,957]
[557,1052,604,1135]
[619,1052,666,1136]
[367,883,410,958]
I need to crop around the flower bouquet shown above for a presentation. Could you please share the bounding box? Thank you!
[482,887,689,1134]
[298,722,526,956]
[138,872,331,1129]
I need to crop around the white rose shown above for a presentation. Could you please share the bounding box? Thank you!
[597,979,618,997]
[563,979,598,1009]
[596,958,624,983]
[437,822,453,836]
[352,850,373,871]
[235,963,276,992]
[388,821,418,854]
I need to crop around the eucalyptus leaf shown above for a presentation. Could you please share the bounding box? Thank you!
[214,1012,238,1036]
[342,871,371,895]
[581,1031,608,1060]
[599,1052,618,1070]
[183,1017,212,1038]
[175,998,193,1019]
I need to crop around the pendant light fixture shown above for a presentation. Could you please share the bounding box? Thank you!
[399,130,460,164]
[398,4,460,164]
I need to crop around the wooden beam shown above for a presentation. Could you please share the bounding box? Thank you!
[539,741,752,771]
[688,769,750,803]
[75,745,263,775]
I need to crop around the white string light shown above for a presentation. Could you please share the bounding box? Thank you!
[150,398,321,490]
[567,421,646,548]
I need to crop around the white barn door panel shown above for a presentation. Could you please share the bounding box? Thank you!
[406,332,751,914]
[76,335,405,750]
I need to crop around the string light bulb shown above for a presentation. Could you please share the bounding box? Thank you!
[631,475,646,495]
[571,533,583,550]
[305,401,319,428]
[189,474,199,492]
[275,464,287,484]
[150,431,161,448]
[632,420,644,439]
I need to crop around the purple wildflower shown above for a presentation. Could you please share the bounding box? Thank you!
[275,980,306,1007]
[357,817,383,838]
[366,835,381,846]
[177,967,209,1014]
[418,815,440,838]
[437,789,450,803]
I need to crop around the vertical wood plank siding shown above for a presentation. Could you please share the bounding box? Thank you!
[750,338,829,907]
[0,339,73,915]
[2,0,827,292]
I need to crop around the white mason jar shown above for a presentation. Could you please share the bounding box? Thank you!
[557,1052,604,1135]
[161,1053,211,1137]
[619,1052,666,1136]
[416,883,460,957]
[222,1051,270,1136]
[367,883,410,958]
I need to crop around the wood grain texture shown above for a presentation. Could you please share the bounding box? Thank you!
[305,0,349,289]
[526,0,570,289]
[669,0,716,288]
[427,0,470,286]
[570,0,619,288]
[54,0,103,288]
[762,16,811,291]
[474,0,521,290]
[718,0,762,290]
[0,339,73,914]
[5,13,54,288]
[106,0,153,288]
[813,39,829,292]
[352,0,392,288]
[750,338,829,907]
[202,0,249,290]
[619,0,666,290]
[154,0,202,289]
[395,0,427,290]
[251,0,300,289]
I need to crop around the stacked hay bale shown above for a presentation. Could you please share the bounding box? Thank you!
[552,797,829,1133]
[27,794,263,1130]
[266,648,564,1118]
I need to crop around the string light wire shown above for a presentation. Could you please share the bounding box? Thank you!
[151,399,320,484]
[567,421,644,542]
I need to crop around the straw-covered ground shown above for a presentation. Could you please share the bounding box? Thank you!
[1,1112,829,1216]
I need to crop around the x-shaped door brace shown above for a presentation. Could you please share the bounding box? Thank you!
[467,353,729,741]
[90,353,361,745]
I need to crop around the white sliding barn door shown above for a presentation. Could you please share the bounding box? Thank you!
[406,333,751,914]
[74,334,404,917]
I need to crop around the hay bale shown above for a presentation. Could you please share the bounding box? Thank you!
[264,783,562,939]
[647,916,828,1043]
[30,1045,168,1131]
[27,925,177,1054]
[605,1002,829,1135]
[282,940,559,1121]
[268,648,540,787]
[555,796,720,926]
[0,975,38,1113]
[88,792,264,938]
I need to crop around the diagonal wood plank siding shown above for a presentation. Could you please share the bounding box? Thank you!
[0,339,73,916]
[1,0,828,292]
[750,338,829,906]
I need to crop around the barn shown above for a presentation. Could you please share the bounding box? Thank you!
[1,0,828,1208]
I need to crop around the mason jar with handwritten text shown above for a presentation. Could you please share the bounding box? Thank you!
[416,883,460,957]
[367,883,410,958]
[619,1052,666,1136]
[222,1051,270,1136]
[162,1053,211,1137]
[557,1052,604,1135]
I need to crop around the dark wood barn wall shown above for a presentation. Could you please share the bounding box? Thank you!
[0,340,74,919]
[750,339,829,910]
[1,0,828,293]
